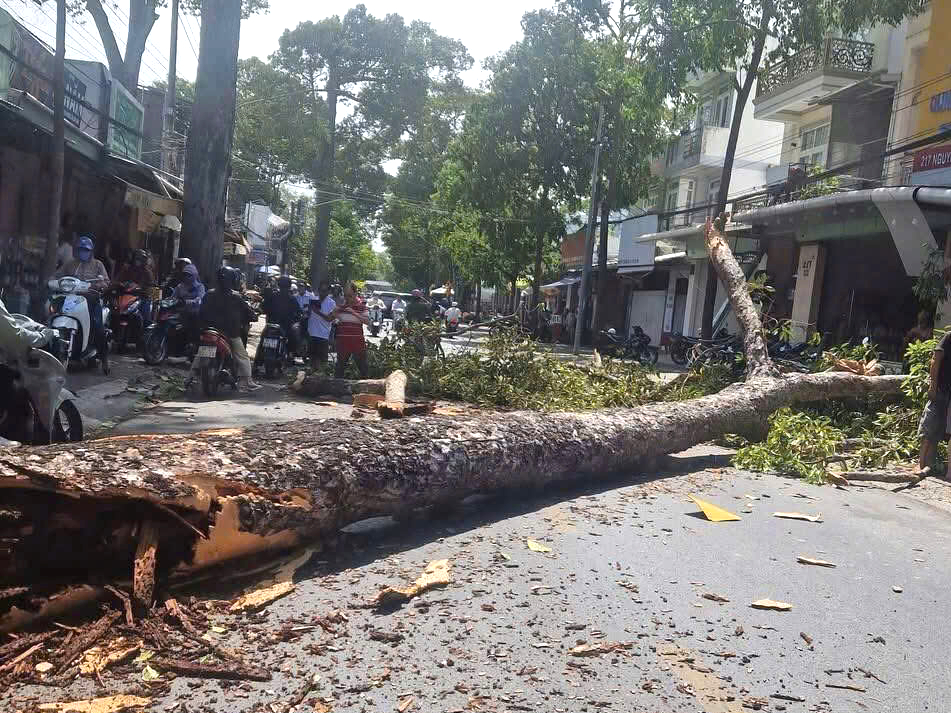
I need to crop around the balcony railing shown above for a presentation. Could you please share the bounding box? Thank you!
[757,38,874,97]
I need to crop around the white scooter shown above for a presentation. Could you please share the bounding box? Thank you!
[0,315,83,444]
[47,276,110,374]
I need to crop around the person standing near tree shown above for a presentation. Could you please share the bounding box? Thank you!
[334,281,369,378]
[916,331,951,478]
[307,279,336,368]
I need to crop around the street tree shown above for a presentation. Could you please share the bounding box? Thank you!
[228,58,317,215]
[272,4,471,289]
[381,87,473,291]
[558,0,671,334]
[74,0,267,93]
[482,10,599,308]
[657,0,928,337]
[178,0,241,279]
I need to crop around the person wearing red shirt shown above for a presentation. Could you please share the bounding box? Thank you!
[334,281,370,378]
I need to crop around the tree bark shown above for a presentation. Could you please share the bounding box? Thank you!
[310,82,338,289]
[43,0,66,285]
[699,6,772,340]
[179,0,242,281]
[530,186,551,310]
[85,0,158,93]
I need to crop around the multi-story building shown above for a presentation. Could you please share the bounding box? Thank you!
[654,70,784,230]
[731,16,951,356]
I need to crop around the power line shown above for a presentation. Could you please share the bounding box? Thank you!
[179,12,199,62]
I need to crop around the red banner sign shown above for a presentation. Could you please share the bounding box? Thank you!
[913,144,951,173]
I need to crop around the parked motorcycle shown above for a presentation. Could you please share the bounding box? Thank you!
[47,276,110,374]
[369,305,384,337]
[0,316,82,444]
[626,326,660,366]
[669,329,732,366]
[108,281,148,353]
[142,297,196,365]
[195,327,238,398]
[254,322,290,379]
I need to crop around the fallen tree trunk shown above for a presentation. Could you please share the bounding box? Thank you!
[0,371,903,631]
[0,217,907,631]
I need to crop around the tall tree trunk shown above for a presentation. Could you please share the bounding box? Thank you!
[310,82,338,289]
[180,0,242,281]
[43,0,66,285]
[530,186,551,309]
[699,10,771,340]
[85,0,158,93]
[593,197,611,336]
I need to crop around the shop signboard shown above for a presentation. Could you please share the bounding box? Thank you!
[911,144,951,187]
[0,9,85,127]
[107,81,144,160]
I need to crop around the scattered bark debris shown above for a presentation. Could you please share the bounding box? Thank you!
[800,631,813,646]
[151,656,271,681]
[797,556,837,567]
[36,695,152,713]
[366,559,450,608]
[702,592,730,603]
[56,610,122,674]
[314,610,349,633]
[229,581,296,613]
[569,641,634,657]
[773,512,822,523]
[368,628,404,644]
[772,693,806,702]
[826,682,867,692]
[857,667,887,684]
[750,599,793,611]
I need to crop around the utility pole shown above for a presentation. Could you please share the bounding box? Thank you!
[282,200,295,275]
[573,102,605,355]
[162,0,179,176]
[43,0,66,287]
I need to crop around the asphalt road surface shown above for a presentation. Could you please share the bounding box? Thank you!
[12,454,951,713]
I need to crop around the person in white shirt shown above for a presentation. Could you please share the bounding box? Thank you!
[444,301,461,323]
[390,295,407,330]
[307,279,337,366]
[298,284,315,311]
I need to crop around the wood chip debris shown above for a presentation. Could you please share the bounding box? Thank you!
[773,512,822,523]
[797,556,837,567]
[229,581,296,613]
[826,682,867,692]
[750,599,793,611]
[526,539,552,553]
[37,695,152,713]
[569,641,634,657]
[367,559,450,608]
[800,631,813,646]
[702,592,730,603]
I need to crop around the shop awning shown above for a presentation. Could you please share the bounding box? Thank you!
[541,276,580,292]
[617,265,653,275]
[632,222,751,244]
[732,186,951,277]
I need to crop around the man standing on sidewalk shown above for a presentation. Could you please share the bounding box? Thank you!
[917,330,951,478]
[307,279,336,368]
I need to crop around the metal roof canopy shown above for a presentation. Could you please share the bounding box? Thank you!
[632,222,752,244]
[733,187,951,277]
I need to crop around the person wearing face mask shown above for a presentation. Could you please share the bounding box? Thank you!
[57,235,110,351]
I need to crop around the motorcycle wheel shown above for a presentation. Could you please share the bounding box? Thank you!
[670,343,688,366]
[265,362,277,380]
[201,358,220,398]
[51,400,83,443]
[143,331,168,365]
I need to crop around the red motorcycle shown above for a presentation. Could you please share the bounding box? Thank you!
[195,328,238,398]
[108,281,146,353]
